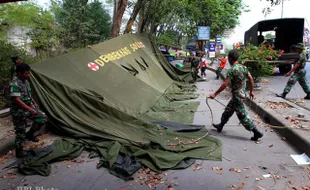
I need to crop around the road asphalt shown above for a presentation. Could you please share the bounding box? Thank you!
[0,69,309,190]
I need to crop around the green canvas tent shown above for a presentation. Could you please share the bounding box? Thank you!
[20,33,222,178]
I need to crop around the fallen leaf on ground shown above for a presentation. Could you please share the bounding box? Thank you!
[229,168,241,173]
[71,159,85,163]
[1,175,7,179]
[289,180,294,185]
[245,175,249,178]
[230,184,236,188]
[244,167,250,170]
[295,99,305,103]
[237,182,244,190]
[7,172,15,179]
[135,168,167,189]
[193,164,203,171]
[243,148,247,151]
[269,144,273,148]
[212,167,222,171]
[217,172,223,175]
[274,175,281,180]
[67,165,71,168]
[167,184,173,190]
[292,186,301,190]
[255,178,262,181]
[266,101,292,110]
[0,151,14,164]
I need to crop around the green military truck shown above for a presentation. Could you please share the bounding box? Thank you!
[244,18,305,74]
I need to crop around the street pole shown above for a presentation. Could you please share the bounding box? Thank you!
[281,0,284,18]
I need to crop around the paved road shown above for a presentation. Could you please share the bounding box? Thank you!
[0,70,309,190]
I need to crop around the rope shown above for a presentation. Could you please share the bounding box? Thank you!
[167,97,214,146]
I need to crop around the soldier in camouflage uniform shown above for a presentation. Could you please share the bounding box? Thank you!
[190,53,200,82]
[277,43,310,99]
[209,50,263,141]
[10,63,47,157]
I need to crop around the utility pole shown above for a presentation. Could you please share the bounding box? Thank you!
[281,0,284,18]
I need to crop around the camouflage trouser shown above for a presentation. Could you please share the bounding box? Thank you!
[11,108,47,149]
[216,67,223,79]
[191,67,199,82]
[221,97,255,131]
[284,70,310,94]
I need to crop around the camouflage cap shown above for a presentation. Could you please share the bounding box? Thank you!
[294,43,305,50]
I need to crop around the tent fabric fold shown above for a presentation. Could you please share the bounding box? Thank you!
[22,33,222,179]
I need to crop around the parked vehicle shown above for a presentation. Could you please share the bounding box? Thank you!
[244,18,305,74]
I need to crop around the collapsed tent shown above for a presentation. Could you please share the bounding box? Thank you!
[21,33,222,178]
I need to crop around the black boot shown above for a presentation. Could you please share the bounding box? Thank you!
[26,129,39,142]
[213,123,224,133]
[305,93,310,100]
[15,147,24,158]
[276,92,287,99]
[250,127,263,141]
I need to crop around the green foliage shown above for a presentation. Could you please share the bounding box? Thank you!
[0,2,62,54]
[264,33,275,39]
[194,0,246,38]
[52,0,111,48]
[156,31,180,49]
[26,10,63,50]
[137,0,245,49]
[236,43,282,78]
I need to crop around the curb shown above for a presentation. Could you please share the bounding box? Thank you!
[245,98,310,156]
[0,108,10,118]
[206,67,310,156]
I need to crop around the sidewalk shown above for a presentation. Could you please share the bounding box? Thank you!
[252,75,310,156]
[0,116,15,156]
[208,61,310,157]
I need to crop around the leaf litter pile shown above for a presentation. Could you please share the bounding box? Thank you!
[134,168,178,190]
[265,101,292,110]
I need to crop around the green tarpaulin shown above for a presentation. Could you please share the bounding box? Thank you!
[23,33,222,178]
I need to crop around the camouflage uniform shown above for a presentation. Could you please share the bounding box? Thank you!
[215,67,223,79]
[283,52,310,94]
[220,64,255,131]
[10,77,47,149]
[190,58,200,82]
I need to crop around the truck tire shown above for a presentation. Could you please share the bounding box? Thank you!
[279,64,292,74]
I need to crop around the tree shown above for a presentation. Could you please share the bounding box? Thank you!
[52,0,111,48]
[0,2,63,58]
[265,33,275,39]
[125,0,245,50]
[110,0,128,37]
[124,0,147,34]
[262,0,287,15]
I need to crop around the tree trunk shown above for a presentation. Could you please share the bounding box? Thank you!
[150,19,158,35]
[139,19,148,33]
[124,0,146,34]
[110,0,128,37]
